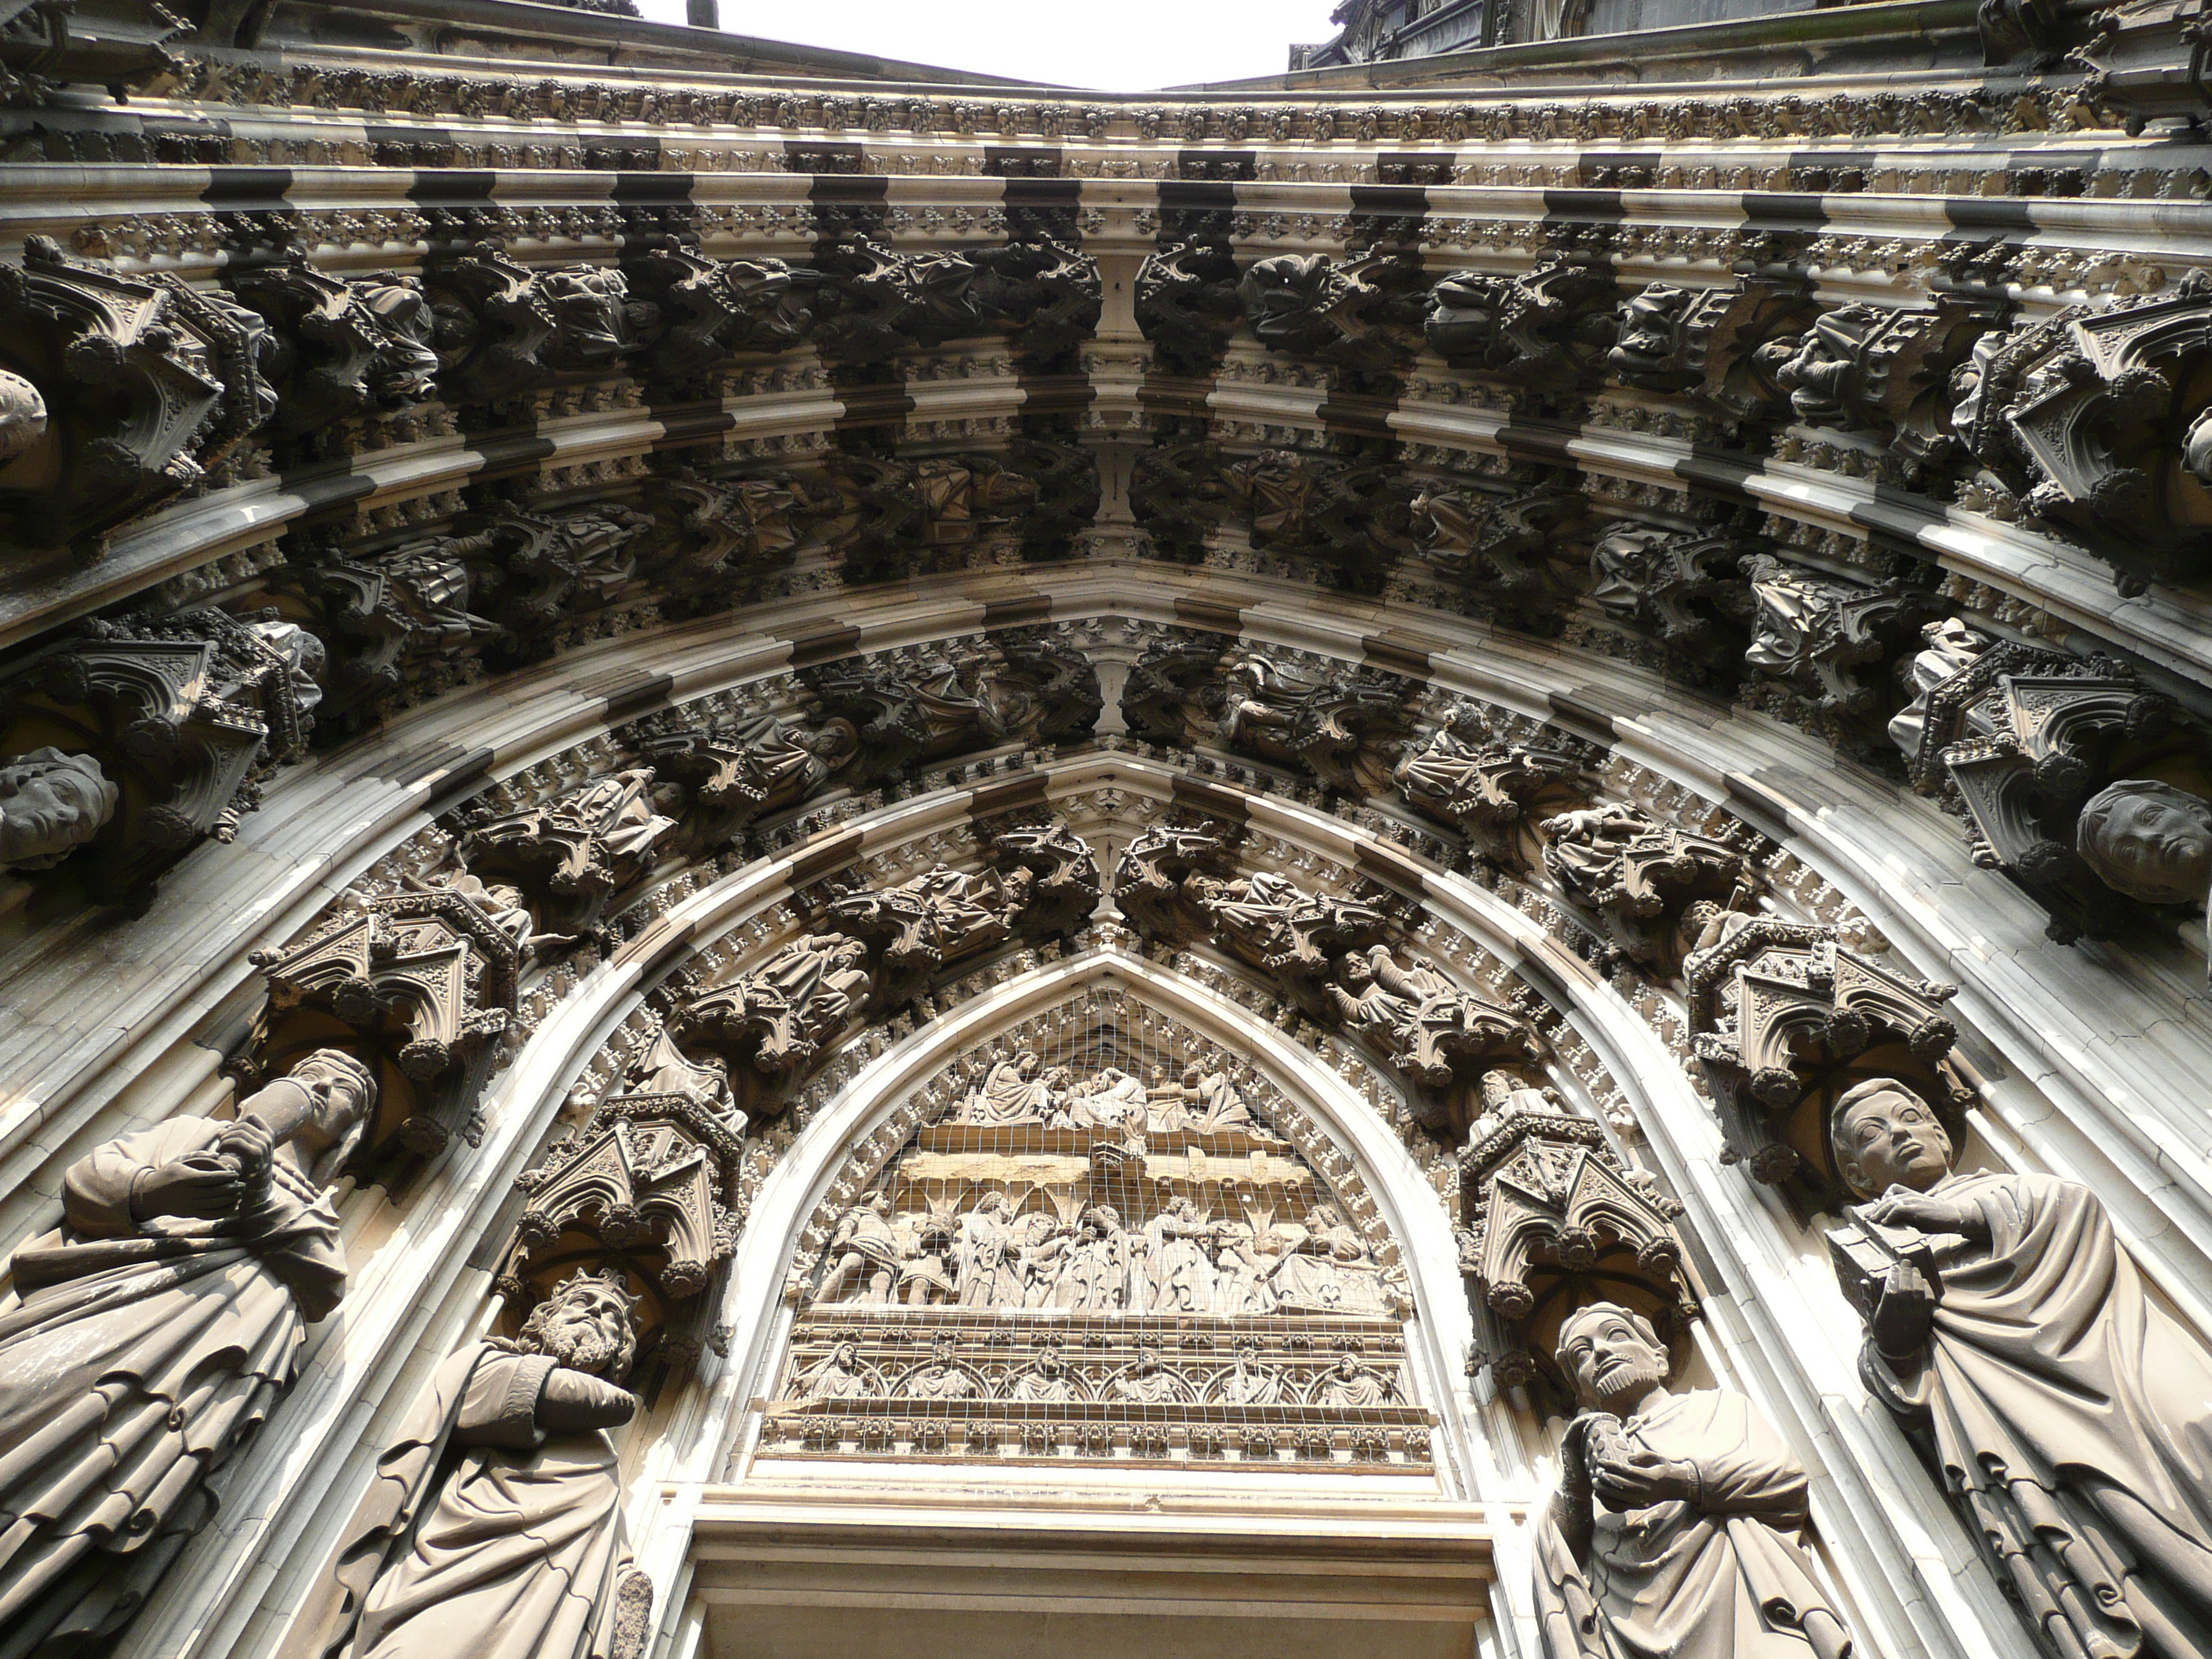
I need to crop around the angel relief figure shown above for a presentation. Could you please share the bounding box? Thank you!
[1326,945,1532,1090]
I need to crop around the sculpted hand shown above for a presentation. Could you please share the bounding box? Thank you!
[1590,1448,1701,1509]
[536,1367,639,1433]
[130,1151,246,1221]
[1870,1262,1940,1360]
[1859,1187,1984,1239]
[212,1119,275,1185]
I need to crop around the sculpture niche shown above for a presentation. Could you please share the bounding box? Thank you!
[315,1269,652,1659]
[1827,1079,2212,1659]
[0,1052,374,1658]
[1537,1303,1853,1659]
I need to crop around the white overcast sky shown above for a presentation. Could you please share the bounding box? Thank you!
[628,1,1344,90]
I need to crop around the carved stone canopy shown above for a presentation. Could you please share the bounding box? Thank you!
[0,235,274,549]
[247,876,524,1161]
[500,1081,748,1372]
[1683,913,1972,1193]
[0,607,318,902]
[1458,1078,1696,1395]
[1539,802,1748,966]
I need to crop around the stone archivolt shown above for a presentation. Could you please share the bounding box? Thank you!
[17,14,2212,1659]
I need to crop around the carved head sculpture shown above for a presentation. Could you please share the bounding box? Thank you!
[929,1335,958,1367]
[2075,780,2212,907]
[276,1049,379,1183]
[0,748,118,871]
[0,367,48,466]
[1556,1300,1672,1412]
[1829,1078,1954,1200]
[1339,953,1375,989]
[1234,1338,1263,1367]
[975,1190,1013,1220]
[2185,407,2212,490]
[830,1340,860,1370]
[1133,1339,1164,1375]
[519,1268,641,1383]
[1035,1341,1066,1378]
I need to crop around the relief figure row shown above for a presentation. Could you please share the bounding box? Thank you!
[812,1191,1392,1318]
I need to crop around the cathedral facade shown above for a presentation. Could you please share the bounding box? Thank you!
[4,3,2212,1658]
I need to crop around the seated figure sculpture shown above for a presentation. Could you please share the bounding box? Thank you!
[1830,1078,2212,1659]
[1536,1301,1852,1659]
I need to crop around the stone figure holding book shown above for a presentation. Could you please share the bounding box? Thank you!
[1828,1077,2212,1659]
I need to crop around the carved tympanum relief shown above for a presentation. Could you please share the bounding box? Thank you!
[760,989,1432,1469]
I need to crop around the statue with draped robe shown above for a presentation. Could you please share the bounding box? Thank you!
[1536,1301,1853,1659]
[315,1267,650,1659]
[1830,1078,2212,1659]
[0,1051,374,1657]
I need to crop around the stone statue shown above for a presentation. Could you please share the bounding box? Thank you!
[2076,779,2212,909]
[1141,1197,1222,1315]
[0,365,48,465]
[1008,1343,1082,1403]
[1218,1339,1284,1404]
[1112,1340,1189,1404]
[680,932,873,1077]
[955,1191,1022,1308]
[1052,1204,1137,1313]
[0,1052,374,1657]
[796,1340,877,1402]
[1312,1354,1397,1407]
[1326,944,1534,1091]
[1270,1203,1391,1315]
[318,1267,647,1659]
[1012,1211,1074,1306]
[1147,1062,1259,1133]
[903,1336,978,1401]
[1214,1234,1284,1317]
[1887,618,1995,763]
[0,747,118,871]
[1537,1302,1851,1659]
[1829,1079,2212,1659]
[963,1052,1051,1125]
[813,1193,908,1304]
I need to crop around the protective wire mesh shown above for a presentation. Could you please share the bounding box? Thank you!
[764,988,1432,1468]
